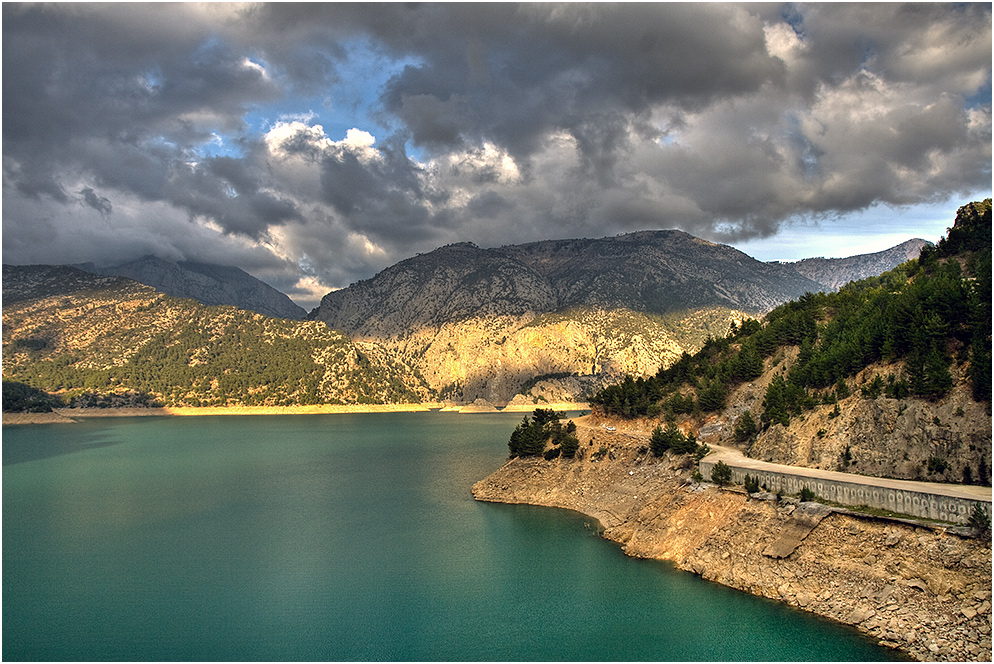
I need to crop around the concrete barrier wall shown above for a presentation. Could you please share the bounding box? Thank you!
[699,458,990,525]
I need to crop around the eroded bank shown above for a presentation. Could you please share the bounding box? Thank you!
[471,419,992,662]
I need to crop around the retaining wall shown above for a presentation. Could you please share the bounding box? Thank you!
[699,458,990,525]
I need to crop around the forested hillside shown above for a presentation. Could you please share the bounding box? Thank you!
[2,267,433,408]
[591,200,992,483]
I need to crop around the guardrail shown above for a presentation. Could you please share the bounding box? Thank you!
[699,456,991,525]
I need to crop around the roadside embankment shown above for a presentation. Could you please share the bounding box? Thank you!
[471,418,992,662]
[699,444,991,526]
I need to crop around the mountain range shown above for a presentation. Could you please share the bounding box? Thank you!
[74,256,306,320]
[782,238,928,290]
[3,230,931,407]
[2,265,432,407]
[309,231,929,403]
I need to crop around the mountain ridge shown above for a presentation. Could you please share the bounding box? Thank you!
[310,230,829,332]
[3,230,936,408]
[74,255,307,320]
[781,238,930,290]
[1,265,432,408]
[308,231,928,403]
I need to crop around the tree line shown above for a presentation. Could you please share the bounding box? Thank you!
[508,408,581,459]
[590,200,992,427]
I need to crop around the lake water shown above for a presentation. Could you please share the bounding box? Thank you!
[3,412,903,661]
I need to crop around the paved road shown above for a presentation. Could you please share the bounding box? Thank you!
[703,443,992,503]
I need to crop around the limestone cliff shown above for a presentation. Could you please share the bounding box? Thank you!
[309,232,928,404]
[309,231,825,403]
[398,307,749,403]
[472,420,992,661]
[694,348,992,486]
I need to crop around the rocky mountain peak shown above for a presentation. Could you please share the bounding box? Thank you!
[75,256,306,320]
[311,230,825,339]
[780,238,930,291]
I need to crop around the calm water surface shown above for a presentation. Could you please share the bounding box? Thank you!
[3,413,904,661]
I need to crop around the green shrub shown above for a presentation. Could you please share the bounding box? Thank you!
[743,474,760,493]
[799,486,816,502]
[927,456,949,474]
[710,460,732,486]
[733,410,758,442]
[694,442,711,462]
[2,380,63,412]
[559,433,580,459]
[968,504,991,538]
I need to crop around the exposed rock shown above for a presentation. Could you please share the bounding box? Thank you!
[763,502,834,558]
[473,417,993,662]
[784,239,929,291]
[460,398,499,413]
[310,232,922,403]
[848,607,877,624]
[729,362,991,485]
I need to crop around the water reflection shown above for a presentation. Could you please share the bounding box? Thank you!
[2,420,128,465]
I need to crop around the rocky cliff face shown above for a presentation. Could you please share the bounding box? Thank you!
[785,238,929,291]
[472,420,992,662]
[312,232,824,331]
[309,232,831,403]
[681,344,992,486]
[75,256,307,320]
[309,232,928,404]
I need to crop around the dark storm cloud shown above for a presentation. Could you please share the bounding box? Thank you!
[2,3,991,307]
[79,187,113,216]
[376,3,783,153]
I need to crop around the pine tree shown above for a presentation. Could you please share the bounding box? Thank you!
[711,460,732,486]
[734,410,758,442]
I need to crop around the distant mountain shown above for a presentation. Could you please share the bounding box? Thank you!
[781,238,930,291]
[3,231,932,409]
[1,264,144,305]
[74,256,306,320]
[310,231,823,335]
[308,231,932,404]
[307,231,827,403]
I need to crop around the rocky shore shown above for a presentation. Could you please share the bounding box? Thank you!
[471,417,992,662]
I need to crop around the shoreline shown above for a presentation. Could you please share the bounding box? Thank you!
[472,417,992,662]
[2,402,591,425]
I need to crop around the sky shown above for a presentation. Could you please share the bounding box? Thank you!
[3,3,991,310]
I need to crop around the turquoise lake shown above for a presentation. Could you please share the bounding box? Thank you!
[3,412,904,661]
